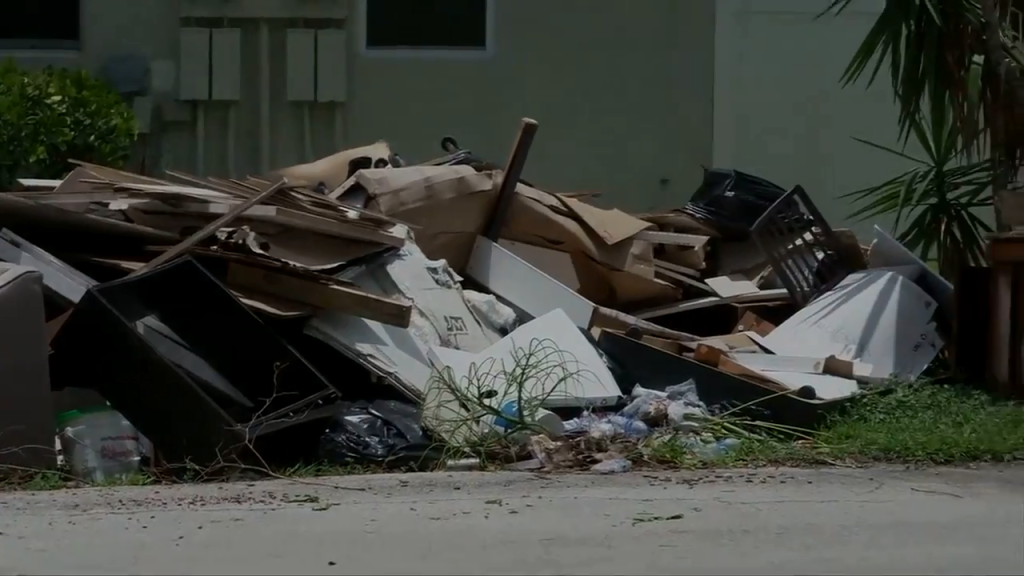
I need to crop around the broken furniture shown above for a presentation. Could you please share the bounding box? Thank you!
[596,330,847,429]
[681,168,792,241]
[50,257,341,466]
[751,185,861,308]
[0,263,56,470]
[984,233,1024,399]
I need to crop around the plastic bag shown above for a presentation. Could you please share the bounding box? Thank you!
[681,168,798,240]
[463,290,519,335]
[591,457,631,474]
[318,400,442,469]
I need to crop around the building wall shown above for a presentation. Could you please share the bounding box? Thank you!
[2,0,715,213]
[712,0,915,234]
[345,0,716,212]
[5,0,934,230]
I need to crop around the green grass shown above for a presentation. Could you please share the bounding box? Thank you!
[648,383,1024,467]
[823,383,1024,463]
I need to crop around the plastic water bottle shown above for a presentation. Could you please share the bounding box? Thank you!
[606,415,651,439]
[691,437,742,459]
[591,458,631,474]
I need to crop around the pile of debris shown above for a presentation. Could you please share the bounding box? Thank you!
[0,119,953,480]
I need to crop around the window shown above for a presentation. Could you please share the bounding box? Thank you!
[363,0,491,53]
[0,0,81,49]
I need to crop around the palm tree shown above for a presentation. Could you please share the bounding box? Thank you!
[823,0,1024,230]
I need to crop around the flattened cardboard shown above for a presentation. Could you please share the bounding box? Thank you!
[558,195,652,245]
[502,184,636,271]
[733,311,776,336]
[333,166,497,272]
[570,251,680,308]
[275,141,392,190]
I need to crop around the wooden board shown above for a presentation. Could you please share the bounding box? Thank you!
[653,259,700,278]
[136,201,403,246]
[705,275,761,298]
[225,263,412,328]
[634,288,790,319]
[654,267,716,294]
[634,230,710,247]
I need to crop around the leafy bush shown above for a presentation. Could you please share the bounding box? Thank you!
[0,61,137,188]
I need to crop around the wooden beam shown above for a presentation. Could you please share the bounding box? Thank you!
[634,230,710,247]
[130,178,289,276]
[224,263,412,328]
[484,118,539,240]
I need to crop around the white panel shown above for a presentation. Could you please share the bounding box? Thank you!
[316,29,347,102]
[466,236,596,330]
[178,27,210,101]
[286,28,316,102]
[211,28,242,101]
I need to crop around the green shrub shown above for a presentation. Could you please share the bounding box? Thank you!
[0,61,137,188]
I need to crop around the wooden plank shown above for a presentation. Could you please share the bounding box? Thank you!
[732,310,776,336]
[224,263,411,328]
[130,178,289,276]
[137,201,403,246]
[634,288,791,320]
[164,170,252,198]
[654,267,716,294]
[589,308,698,342]
[69,159,171,186]
[729,353,826,374]
[693,344,723,367]
[484,118,539,240]
[989,264,1014,395]
[111,182,235,202]
[10,192,122,204]
[989,236,1024,264]
[716,357,789,392]
[693,332,759,352]
[639,334,686,355]
[705,275,761,298]
[653,259,700,278]
[634,230,710,247]
[16,178,63,190]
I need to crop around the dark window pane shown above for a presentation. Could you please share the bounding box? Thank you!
[366,0,487,49]
[0,1,80,42]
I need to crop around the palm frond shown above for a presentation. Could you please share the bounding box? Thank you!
[847,108,994,275]
[822,0,1024,170]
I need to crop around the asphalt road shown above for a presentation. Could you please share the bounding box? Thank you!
[1,466,1022,575]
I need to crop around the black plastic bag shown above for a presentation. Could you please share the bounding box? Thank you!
[682,168,795,241]
[318,400,442,469]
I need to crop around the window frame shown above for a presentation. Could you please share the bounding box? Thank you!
[0,0,82,51]
[356,0,495,60]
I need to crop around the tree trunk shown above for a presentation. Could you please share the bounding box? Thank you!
[981,0,1011,230]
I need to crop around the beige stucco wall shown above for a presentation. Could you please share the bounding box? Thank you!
[4,0,942,231]
[345,0,716,212]
[4,0,715,213]
[712,0,915,235]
